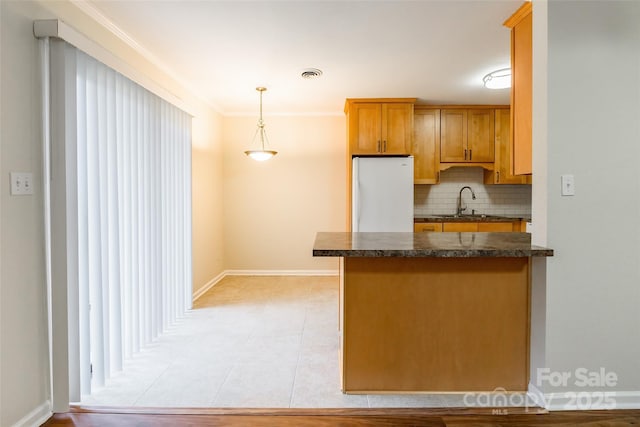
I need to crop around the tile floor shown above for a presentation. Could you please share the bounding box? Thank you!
[81,275,537,409]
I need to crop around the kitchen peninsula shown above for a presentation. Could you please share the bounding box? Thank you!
[313,232,552,393]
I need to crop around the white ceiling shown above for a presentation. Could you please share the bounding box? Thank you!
[87,0,523,115]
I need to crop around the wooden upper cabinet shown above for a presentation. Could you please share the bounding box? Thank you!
[383,103,414,154]
[485,108,530,184]
[467,109,495,162]
[440,109,467,162]
[412,108,440,184]
[345,99,415,155]
[441,108,494,163]
[505,2,532,175]
[348,103,382,153]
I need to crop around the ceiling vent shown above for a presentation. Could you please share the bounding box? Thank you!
[301,68,323,79]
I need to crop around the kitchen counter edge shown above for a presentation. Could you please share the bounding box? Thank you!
[312,232,553,258]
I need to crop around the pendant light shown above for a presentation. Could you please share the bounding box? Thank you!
[245,87,277,161]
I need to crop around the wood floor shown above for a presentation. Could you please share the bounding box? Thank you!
[42,407,640,426]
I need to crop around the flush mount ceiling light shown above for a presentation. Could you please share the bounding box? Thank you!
[483,68,511,89]
[244,87,277,161]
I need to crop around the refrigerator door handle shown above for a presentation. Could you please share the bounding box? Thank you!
[352,158,361,231]
[357,175,361,230]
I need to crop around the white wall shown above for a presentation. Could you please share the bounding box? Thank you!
[531,0,640,407]
[222,115,346,272]
[192,110,225,295]
[1,2,50,425]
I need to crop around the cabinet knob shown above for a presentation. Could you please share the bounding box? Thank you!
[377,141,381,152]
[497,171,500,183]
[383,140,387,152]
[464,149,467,160]
[469,149,472,161]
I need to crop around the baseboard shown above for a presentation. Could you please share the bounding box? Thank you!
[606,392,640,409]
[224,269,339,277]
[531,388,640,410]
[69,404,546,415]
[11,401,51,427]
[192,270,339,302]
[192,271,226,302]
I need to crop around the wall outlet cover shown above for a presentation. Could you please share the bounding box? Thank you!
[10,172,34,195]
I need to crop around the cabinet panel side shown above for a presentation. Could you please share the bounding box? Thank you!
[512,12,533,175]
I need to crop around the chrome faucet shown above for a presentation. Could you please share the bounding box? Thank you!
[456,186,476,216]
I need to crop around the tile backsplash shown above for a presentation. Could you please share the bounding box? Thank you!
[414,167,531,218]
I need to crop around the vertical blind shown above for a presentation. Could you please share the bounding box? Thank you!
[69,46,192,396]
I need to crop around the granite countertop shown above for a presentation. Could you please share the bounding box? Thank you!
[414,215,531,223]
[313,232,553,258]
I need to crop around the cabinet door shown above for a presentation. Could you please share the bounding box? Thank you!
[494,109,529,184]
[440,109,467,162]
[349,103,382,154]
[467,109,495,162]
[413,109,440,184]
[507,3,533,175]
[443,223,478,232]
[382,103,413,154]
[477,222,514,232]
[414,223,443,233]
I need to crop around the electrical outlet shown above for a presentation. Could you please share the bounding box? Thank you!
[561,174,575,196]
[10,172,34,195]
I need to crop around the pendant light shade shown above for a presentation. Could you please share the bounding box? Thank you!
[245,87,277,161]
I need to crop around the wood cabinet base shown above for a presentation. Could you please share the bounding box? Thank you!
[341,256,530,393]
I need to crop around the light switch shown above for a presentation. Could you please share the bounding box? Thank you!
[10,172,34,195]
[561,174,575,196]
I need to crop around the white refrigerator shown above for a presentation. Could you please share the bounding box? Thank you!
[351,156,414,232]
